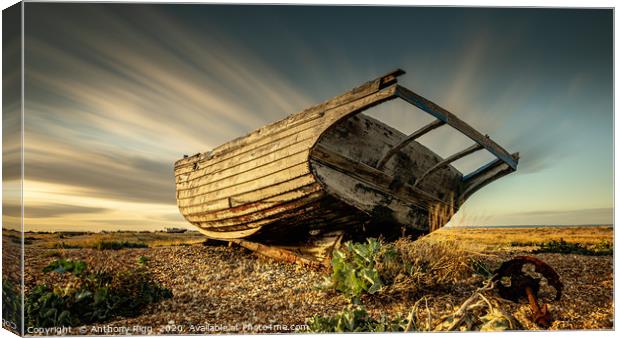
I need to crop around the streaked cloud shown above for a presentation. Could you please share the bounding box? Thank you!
[24,204,109,219]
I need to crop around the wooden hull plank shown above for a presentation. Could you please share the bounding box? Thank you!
[189,190,326,228]
[179,173,317,211]
[175,122,320,178]
[177,150,309,194]
[184,183,323,222]
[177,162,310,202]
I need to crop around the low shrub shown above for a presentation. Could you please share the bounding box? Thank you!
[9,237,23,245]
[58,232,88,237]
[49,240,148,250]
[325,238,477,301]
[137,256,150,265]
[43,258,87,275]
[49,242,82,249]
[306,305,406,332]
[25,259,171,327]
[534,239,613,256]
[2,278,21,331]
[94,240,148,250]
[510,241,537,247]
[589,240,613,255]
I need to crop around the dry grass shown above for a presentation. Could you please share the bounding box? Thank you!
[29,231,206,250]
[427,193,456,232]
[377,238,478,296]
[414,281,521,331]
[427,226,613,252]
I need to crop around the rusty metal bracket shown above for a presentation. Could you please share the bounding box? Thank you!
[492,256,563,327]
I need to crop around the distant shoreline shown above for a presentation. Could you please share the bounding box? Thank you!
[3,229,200,234]
[3,224,613,234]
[444,224,613,229]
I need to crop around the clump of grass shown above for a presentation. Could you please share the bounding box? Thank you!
[378,239,480,296]
[93,240,148,250]
[533,238,613,256]
[390,239,476,280]
[58,231,88,237]
[49,242,82,249]
[25,258,171,328]
[325,238,478,302]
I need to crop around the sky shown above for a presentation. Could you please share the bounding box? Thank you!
[3,4,612,231]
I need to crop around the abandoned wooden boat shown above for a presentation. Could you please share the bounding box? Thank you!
[174,69,519,265]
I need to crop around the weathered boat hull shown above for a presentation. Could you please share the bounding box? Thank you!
[174,69,518,262]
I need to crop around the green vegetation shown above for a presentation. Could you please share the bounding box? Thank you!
[509,238,613,255]
[308,281,517,332]
[137,256,150,265]
[310,238,514,332]
[590,240,614,255]
[324,238,478,302]
[25,259,171,327]
[8,235,30,245]
[307,305,407,332]
[306,300,516,333]
[43,258,87,275]
[94,240,148,250]
[50,242,84,249]
[509,241,538,247]
[51,240,148,250]
[2,278,21,330]
[328,238,384,301]
[57,232,88,238]
[532,239,613,256]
